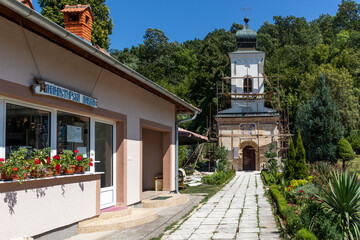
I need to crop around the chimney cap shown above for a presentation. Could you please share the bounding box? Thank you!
[61,4,95,21]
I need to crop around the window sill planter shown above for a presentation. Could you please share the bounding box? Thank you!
[63,165,76,175]
[74,166,85,174]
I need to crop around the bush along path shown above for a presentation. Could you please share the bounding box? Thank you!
[163,172,281,240]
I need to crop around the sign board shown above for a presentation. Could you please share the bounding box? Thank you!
[67,125,83,143]
[31,79,98,108]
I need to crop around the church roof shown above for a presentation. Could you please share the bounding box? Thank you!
[216,104,278,118]
[236,17,257,50]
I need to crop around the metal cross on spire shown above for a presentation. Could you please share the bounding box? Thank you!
[241,3,252,18]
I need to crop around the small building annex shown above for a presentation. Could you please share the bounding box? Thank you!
[0,1,199,239]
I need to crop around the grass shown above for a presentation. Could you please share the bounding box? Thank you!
[179,183,225,203]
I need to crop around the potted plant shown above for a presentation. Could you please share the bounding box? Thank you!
[28,148,51,178]
[0,147,28,182]
[52,154,62,176]
[61,150,77,175]
[74,150,92,174]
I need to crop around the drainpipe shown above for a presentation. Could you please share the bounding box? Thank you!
[175,111,200,194]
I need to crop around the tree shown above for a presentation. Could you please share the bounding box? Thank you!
[346,130,360,153]
[294,131,308,179]
[284,137,296,180]
[39,0,113,50]
[336,138,355,168]
[295,73,344,163]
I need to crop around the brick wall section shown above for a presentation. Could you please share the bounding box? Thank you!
[63,9,93,43]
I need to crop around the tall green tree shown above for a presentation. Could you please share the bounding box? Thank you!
[39,0,113,50]
[295,73,344,162]
[294,131,308,179]
[284,137,296,180]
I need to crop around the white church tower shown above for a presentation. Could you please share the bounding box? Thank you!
[215,18,279,171]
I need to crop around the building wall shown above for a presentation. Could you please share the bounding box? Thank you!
[0,17,176,205]
[218,121,279,171]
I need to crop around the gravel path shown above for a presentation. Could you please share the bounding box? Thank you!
[165,171,281,240]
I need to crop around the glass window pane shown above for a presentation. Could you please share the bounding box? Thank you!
[95,122,113,188]
[57,112,89,157]
[6,103,50,157]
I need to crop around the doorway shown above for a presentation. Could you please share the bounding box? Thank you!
[94,121,115,209]
[243,146,255,170]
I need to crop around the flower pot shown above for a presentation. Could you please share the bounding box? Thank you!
[54,168,61,176]
[29,170,44,178]
[74,166,85,174]
[44,168,54,177]
[63,165,76,175]
[10,172,28,180]
[1,172,13,181]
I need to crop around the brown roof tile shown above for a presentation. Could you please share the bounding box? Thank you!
[61,5,94,20]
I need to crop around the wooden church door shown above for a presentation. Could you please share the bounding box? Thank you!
[243,146,255,170]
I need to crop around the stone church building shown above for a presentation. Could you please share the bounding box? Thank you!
[215,18,280,171]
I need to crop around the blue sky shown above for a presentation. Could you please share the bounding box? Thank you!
[32,0,342,50]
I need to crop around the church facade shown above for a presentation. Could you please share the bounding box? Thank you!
[215,18,280,171]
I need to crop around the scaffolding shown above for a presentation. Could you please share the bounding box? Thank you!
[215,73,291,160]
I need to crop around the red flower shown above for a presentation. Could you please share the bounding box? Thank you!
[91,158,93,162]
[77,155,82,161]
[74,150,79,154]
[0,163,2,167]
[318,200,323,203]
[13,167,18,171]
[0,158,4,162]
[46,157,51,164]
[53,155,60,160]
[55,164,61,170]
[299,190,304,193]
[288,188,291,191]
[35,159,40,164]
[89,162,93,167]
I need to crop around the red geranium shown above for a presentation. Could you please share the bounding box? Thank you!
[46,157,51,164]
[55,164,61,170]
[74,150,79,154]
[299,190,304,193]
[77,155,82,161]
[91,158,93,162]
[13,167,18,171]
[35,159,40,164]
[53,155,60,160]
[89,162,93,167]
[0,158,4,162]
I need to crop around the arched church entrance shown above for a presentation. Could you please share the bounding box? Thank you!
[243,146,256,170]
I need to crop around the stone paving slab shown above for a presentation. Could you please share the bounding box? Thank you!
[164,172,281,240]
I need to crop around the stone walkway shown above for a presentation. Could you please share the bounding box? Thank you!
[165,171,281,240]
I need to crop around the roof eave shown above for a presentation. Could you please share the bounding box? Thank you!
[0,0,200,115]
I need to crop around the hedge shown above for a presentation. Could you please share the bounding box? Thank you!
[201,170,235,185]
[294,229,318,240]
[269,186,302,235]
[262,171,272,185]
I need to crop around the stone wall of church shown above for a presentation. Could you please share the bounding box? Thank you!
[218,121,279,171]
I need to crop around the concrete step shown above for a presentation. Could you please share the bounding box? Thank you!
[77,208,158,233]
[99,206,131,220]
[142,194,188,208]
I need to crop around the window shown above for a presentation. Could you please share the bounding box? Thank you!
[5,103,50,157]
[57,112,89,157]
[243,77,252,93]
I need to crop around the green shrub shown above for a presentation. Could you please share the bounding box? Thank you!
[262,171,272,185]
[294,131,308,179]
[284,137,296,180]
[269,186,302,235]
[294,229,317,240]
[336,138,355,168]
[300,202,342,239]
[317,170,360,239]
[201,170,235,185]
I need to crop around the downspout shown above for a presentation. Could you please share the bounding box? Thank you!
[175,110,200,194]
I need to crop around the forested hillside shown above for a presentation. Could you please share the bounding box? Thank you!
[111,0,360,136]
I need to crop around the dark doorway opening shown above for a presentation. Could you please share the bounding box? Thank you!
[243,146,255,170]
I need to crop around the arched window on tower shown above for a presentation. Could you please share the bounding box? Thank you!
[243,77,252,93]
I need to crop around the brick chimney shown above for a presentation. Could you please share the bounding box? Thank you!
[18,0,35,10]
[61,5,95,43]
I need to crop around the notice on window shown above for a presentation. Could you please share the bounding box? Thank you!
[67,125,82,143]
[77,147,87,158]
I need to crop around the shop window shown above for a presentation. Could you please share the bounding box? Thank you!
[57,112,89,157]
[6,103,50,157]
